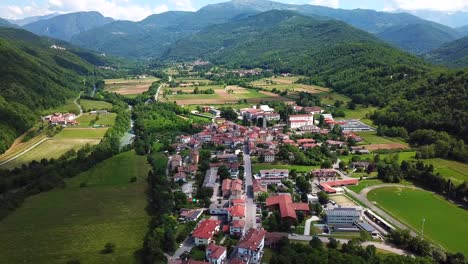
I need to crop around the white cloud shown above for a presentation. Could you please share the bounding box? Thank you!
[384,0,468,11]
[170,0,196,11]
[310,0,340,8]
[154,4,169,14]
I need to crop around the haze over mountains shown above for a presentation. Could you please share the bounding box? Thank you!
[2,0,466,62]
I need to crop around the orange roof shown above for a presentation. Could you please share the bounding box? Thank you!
[232,220,245,228]
[206,244,226,259]
[192,219,221,239]
[231,198,246,205]
[266,194,310,219]
[229,205,245,217]
[238,228,266,251]
[320,179,358,193]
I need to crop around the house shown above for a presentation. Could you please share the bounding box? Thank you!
[265,194,310,220]
[201,106,211,112]
[296,138,316,145]
[230,220,245,237]
[303,106,323,115]
[307,194,319,204]
[222,179,243,199]
[192,219,221,246]
[252,179,267,198]
[262,150,275,163]
[174,171,187,182]
[44,113,78,126]
[326,140,346,148]
[228,204,246,221]
[288,114,314,129]
[258,169,289,184]
[237,228,267,264]
[171,155,183,171]
[325,207,362,225]
[206,244,227,264]
[351,162,370,170]
[263,113,280,122]
[179,208,204,222]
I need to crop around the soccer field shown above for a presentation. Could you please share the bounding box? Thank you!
[368,187,468,255]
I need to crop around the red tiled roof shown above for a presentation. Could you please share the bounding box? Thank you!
[192,219,221,239]
[320,179,359,193]
[238,228,266,251]
[231,198,246,205]
[266,194,310,219]
[206,244,226,260]
[297,138,316,144]
[229,205,245,218]
[232,220,245,228]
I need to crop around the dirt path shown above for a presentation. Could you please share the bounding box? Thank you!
[0,138,49,167]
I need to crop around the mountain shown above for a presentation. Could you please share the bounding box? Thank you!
[424,37,468,68]
[69,0,455,57]
[23,11,113,41]
[0,18,18,28]
[0,27,102,154]
[456,26,468,37]
[377,22,462,54]
[400,10,468,28]
[8,13,60,26]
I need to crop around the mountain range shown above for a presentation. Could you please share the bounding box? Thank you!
[3,0,464,58]
[424,36,468,68]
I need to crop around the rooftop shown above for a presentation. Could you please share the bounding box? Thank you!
[238,228,267,251]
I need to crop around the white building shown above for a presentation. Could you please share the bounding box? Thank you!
[325,207,362,225]
[206,244,227,264]
[258,169,289,184]
[237,228,266,264]
[288,114,314,129]
[263,150,275,163]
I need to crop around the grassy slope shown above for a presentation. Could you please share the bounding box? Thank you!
[368,187,468,255]
[0,150,150,264]
[79,99,113,111]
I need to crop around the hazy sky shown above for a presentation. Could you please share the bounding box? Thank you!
[2,0,468,21]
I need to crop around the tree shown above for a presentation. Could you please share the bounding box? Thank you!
[317,191,329,205]
[218,165,231,181]
[327,237,339,249]
[220,107,238,121]
[312,203,322,216]
[309,236,323,250]
[101,242,115,254]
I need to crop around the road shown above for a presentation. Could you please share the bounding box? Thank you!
[170,237,195,261]
[345,184,419,236]
[243,144,256,230]
[288,234,408,255]
[0,137,49,167]
[74,92,83,118]
[154,76,171,102]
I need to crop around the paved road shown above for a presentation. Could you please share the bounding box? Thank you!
[303,217,316,236]
[243,145,256,230]
[170,237,195,261]
[154,76,171,102]
[288,234,408,255]
[345,184,419,236]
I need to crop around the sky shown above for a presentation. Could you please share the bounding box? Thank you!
[1,0,468,21]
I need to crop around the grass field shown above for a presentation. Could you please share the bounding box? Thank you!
[2,139,100,170]
[105,77,159,95]
[424,158,468,185]
[54,128,108,139]
[0,150,151,264]
[356,132,405,145]
[338,106,378,120]
[252,163,319,173]
[77,113,117,128]
[80,99,113,111]
[368,187,468,255]
[0,131,48,164]
[250,76,329,96]
[42,98,80,115]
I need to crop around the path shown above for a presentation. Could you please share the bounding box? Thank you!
[345,184,419,236]
[154,76,171,102]
[303,216,319,236]
[74,92,83,118]
[0,137,49,166]
[288,234,408,255]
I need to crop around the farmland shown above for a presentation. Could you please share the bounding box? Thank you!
[105,77,159,95]
[54,128,108,139]
[250,76,329,96]
[76,113,117,128]
[162,84,292,105]
[368,187,468,255]
[79,99,113,112]
[0,150,151,264]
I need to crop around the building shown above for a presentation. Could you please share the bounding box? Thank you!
[262,150,275,163]
[228,204,246,221]
[43,113,78,126]
[171,155,183,171]
[325,207,362,225]
[174,171,187,182]
[253,179,267,199]
[319,179,359,194]
[179,208,204,222]
[206,244,227,264]
[192,219,221,246]
[311,169,336,178]
[288,114,314,129]
[258,169,289,184]
[265,194,310,220]
[222,179,243,199]
[230,220,246,237]
[303,106,323,115]
[237,228,267,264]
[307,194,319,204]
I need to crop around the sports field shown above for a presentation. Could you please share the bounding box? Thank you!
[105,77,159,95]
[368,187,468,255]
[0,150,151,264]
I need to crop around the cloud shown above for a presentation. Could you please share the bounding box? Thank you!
[169,0,196,11]
[310,0,340,8]
[384,0,468,11]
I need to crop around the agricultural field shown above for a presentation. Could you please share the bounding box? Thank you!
[368,187,468,255]
[0,131,47,165]
[0,150,151,264]
[79,99,113,112]
[424,158,468,185]
[54,128,108,139]
[356,131,408,150]
[163,85,292,105]
[252,163,319,173]
[174,77,213,85]
[337,106,378,120]
[77,113,117,128]
[105,77,159,95]
[250,76,329,96]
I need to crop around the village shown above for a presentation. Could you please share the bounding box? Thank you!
[167,102,393,264]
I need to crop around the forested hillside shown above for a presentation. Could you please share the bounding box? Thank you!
[0,28,99,154]
[424,37,468,68]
